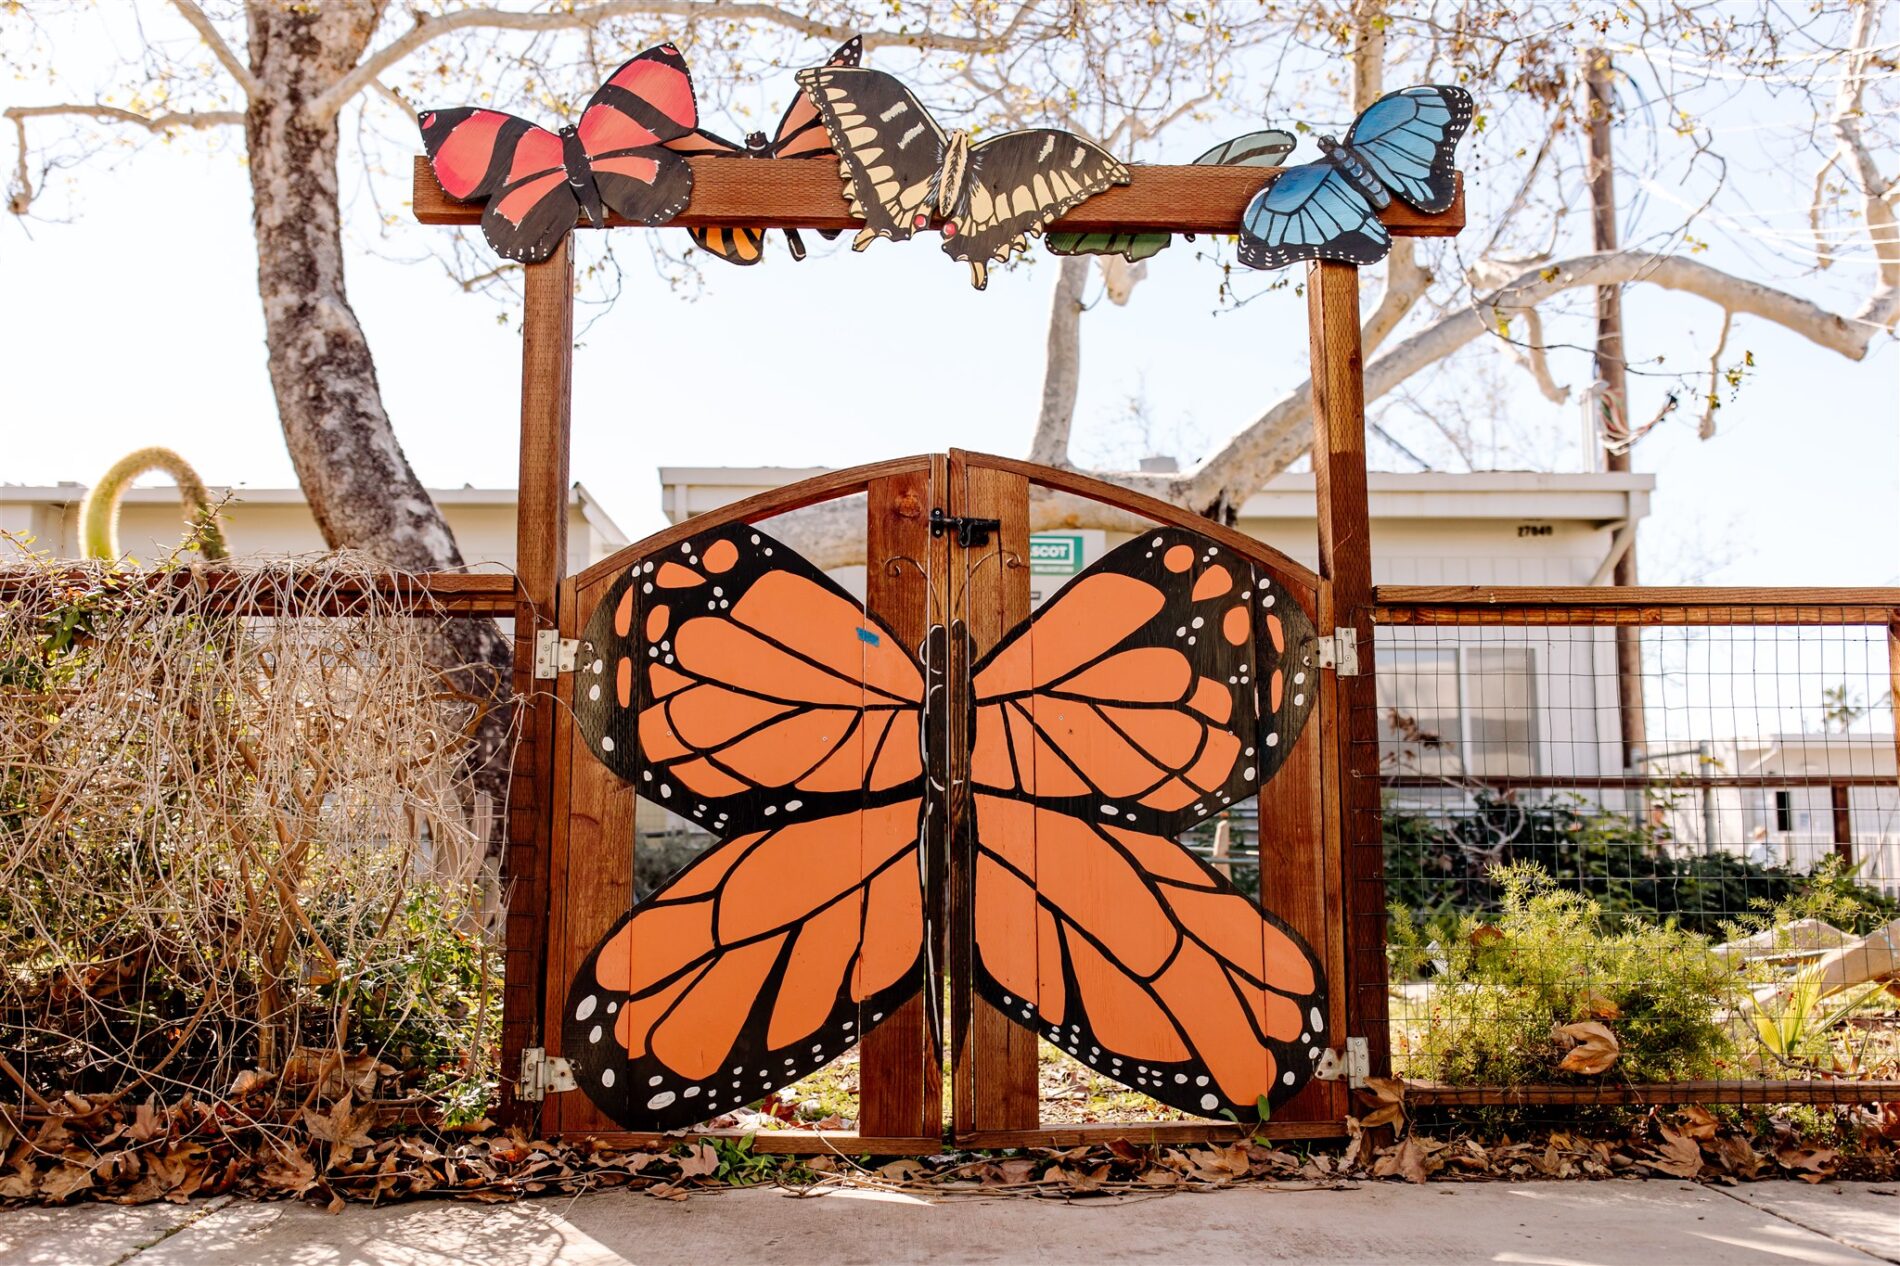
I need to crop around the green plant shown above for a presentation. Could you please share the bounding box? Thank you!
[708,1136,779,1185]
[1723,857,1897,1073]
[78,447,228,561]
[1389,862,1743,1085]
[1384,794,1895,939]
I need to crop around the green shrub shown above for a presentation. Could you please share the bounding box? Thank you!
[1384,793,1895,938]
[1389,863,1744,1085]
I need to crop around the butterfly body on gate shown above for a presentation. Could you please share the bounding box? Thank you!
[419,44,698,263]
[794,66,1131,289]
[561,515,1328,1131]
[664,37,862,265]
[1238,84,1472,271]
[1046,130,1295,264]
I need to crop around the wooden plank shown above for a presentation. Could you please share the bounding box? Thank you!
[1381,774,1898,791]
[960,1119,1344,1148]
[1375,586,1900,629]
[544,1129,943,1154]
[1378,604,1900,627]
[500,239,574,1123]
[1256,655,1340,1125]
[546,572,639,1136]
[569,455,930,592]
[413,155,1464,237]
[1306,260,1389,1079]
[1832,782,1855,864]
[1378,585,1900,607]
[0,567,518,616]
[1408,1080,1900,1108]
[857,466,943,1138]
[1892,623,1900,852]
[949,458,1039,1138]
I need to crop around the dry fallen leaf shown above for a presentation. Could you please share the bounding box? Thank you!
[1645,1126,1703,1179]
[1552,1020,1620,1075]
[672,1144,719,1180]
[1775,1144,1840,1184]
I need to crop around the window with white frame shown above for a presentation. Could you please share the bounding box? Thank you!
[1377,644,1538,778]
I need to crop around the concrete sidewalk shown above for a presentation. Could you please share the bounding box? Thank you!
[3,1181,1897,1266]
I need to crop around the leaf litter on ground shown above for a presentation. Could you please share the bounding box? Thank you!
[0,1077,1894,1209]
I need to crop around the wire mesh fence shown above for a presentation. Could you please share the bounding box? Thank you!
[1364,597,1900,1105]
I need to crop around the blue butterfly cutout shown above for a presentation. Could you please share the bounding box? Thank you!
[1239,85,1472,271]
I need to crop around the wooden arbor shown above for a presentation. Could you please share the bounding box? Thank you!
[411,155,1464,1148]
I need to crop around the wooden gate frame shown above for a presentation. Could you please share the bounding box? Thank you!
[411,153,1464,1148]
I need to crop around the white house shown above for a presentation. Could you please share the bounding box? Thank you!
[0,481,629,576]
[662,464,1651,784]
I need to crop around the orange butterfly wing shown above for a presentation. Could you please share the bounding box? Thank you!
[967,527,1326,1119]
[565,523,927,1129]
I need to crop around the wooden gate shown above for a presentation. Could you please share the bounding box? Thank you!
[533,451,1350,1149]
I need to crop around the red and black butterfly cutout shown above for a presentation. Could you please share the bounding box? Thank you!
[561,519,1328,1131]
[419,44,699,263]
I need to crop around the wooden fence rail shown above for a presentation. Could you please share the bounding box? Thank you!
[0,567,520,617]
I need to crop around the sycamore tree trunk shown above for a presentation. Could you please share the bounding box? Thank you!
[244,3,514,834]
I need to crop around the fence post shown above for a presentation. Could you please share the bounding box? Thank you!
[1306,260,1390,1077]
[501,239,573,1123]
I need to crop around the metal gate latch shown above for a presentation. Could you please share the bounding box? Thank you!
[929,508,1002,549]
[517,1047,576,1101]
[533,629,579,679]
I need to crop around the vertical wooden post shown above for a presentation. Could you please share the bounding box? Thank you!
[949,455,1039,1139]
[1586,48,1648,774]
[859,462,945,1138]
[501,239,573,1122]
[1306,261,1389,1076]
[1831,782,1854,865]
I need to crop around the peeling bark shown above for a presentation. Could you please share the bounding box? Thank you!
[244,3,513,815]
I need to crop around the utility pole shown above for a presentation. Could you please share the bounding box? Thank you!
[1586,48,1648,773]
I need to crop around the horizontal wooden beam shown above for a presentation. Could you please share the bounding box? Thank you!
[958,1119,1342,1148]
[541,1128,942,1155]
[0,567,520,617]
[559,1119,1341,1153]
[1382,774,1897,791]
[1406,1079,1900,1108]
[1375,585,1900,627]
[411,155,1464,237]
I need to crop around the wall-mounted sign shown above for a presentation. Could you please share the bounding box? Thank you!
[1028,530,1106,606]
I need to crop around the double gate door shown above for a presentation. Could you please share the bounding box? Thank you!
[538,451,1348,1147]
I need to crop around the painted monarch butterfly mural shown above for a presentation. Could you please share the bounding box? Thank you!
[562,519,1327,1130]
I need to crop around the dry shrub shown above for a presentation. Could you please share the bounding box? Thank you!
[0,548,506,1125]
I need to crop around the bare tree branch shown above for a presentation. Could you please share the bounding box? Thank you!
[168,0,260,99]
[1495,304,1569,404]
[5,102,244,212]
[310,1,1031,122]
[3,103,246,132]
[1029,255,1088,468]
[1176,249,1895,515]
[1829,0,1900,300]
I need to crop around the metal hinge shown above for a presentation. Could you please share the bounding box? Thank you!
[532,629,578,679]
[1312,628,1360,677]
[517,1046,576,1101]
[1314,1036,1370,1088]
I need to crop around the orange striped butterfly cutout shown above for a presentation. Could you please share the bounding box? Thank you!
[564,522,1324,1129]
[663,37,860,264]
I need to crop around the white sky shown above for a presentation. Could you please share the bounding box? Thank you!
[2,15,1896,586]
